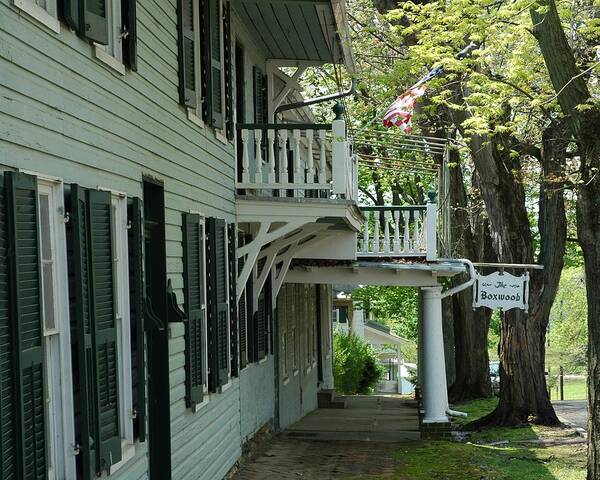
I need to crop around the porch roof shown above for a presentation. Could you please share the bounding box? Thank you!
[233,0,354,70]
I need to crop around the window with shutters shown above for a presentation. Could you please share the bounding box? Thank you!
[183,213,209,409]
[13,0,59,33]
[180,0,231,137]
[93,0,127,74]
[108,193,137,472]
[37,179,77,480]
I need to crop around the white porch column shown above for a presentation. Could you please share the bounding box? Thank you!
[421,285,449,423]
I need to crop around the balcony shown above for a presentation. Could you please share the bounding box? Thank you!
[236,115,357,201]
[357,201,438,261]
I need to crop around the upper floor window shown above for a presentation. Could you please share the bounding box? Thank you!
[178,0,233,138]
[13,0,60,32]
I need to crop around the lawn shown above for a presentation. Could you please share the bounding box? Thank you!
[549,377,587,401]
[356,397,587,480]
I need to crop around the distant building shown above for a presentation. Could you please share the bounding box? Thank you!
[333,292,416,395]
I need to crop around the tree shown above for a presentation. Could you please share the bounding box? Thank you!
[528,0,600,475]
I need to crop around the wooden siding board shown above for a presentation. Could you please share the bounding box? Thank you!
[239,2,275,58]
[286,3,319,60]
[0,14,234,167]
[272,3,309,59]
[246,3,284,59]
[301,4,331,61]
[260,4,295,59]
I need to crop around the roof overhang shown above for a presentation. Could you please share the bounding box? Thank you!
[236,196,364,232]
[233,0,354,71]
[364,325,409,346]
[285,260,466,286]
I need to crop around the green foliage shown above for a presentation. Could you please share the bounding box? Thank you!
[333,332,385,395]
[352,286,419,340]
[547,268,588,374]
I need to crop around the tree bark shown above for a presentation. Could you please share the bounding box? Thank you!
[530,0,600,475]
[447,151,493,402]
[451,102,563,426]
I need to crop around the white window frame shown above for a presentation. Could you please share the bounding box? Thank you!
[94,0,126,75]
[108,192,136,474]
[13,0,60,33]
[37,179,76,480]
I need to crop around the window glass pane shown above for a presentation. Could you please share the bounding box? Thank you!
[43,263,55,331]
[39,194,52,261]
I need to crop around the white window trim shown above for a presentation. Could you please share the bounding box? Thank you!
[110,193,136,463]
[94,45,127,76]
[188,211,210,398]
[37,179,76,480]
[187,109,205,128]
[192,394,211,413]
[94,0,126,75]
[13,0,60,33]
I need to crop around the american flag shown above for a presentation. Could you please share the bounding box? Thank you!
[383,65,444,131]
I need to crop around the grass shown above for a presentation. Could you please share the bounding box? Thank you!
[550,377,587,401]
[355,397,587,480]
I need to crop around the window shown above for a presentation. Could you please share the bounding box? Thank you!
[291,328,298,373]
[94,0,126,73]
[13,0,60,33]
[37,180,76,480]
[281,332,288,378]
[178,0,231,133]
[109,193,136,470]
[182,213,209,407]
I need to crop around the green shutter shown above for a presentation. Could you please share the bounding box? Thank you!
[84,0,109,44]
[121,0,138,70]
[256,290,266,361]
[202,0,224,128]
[178,0,196,107]
[66,184,96,480]
[182,213,205,406]
[227,223,238,377]
[5,172,47,480]
[238,289,247,369]
[206,218,228,390]
[87,190,121,474]
[127,198,146,441]
[0,174,18,480]
[223,1,234,139]
[253,66,265,124]
[61,0,80,32]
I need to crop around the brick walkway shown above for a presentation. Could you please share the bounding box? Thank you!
[232,395,418,479]
[232,438,400,479]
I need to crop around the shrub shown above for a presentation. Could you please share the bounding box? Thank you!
[333,332,385,395]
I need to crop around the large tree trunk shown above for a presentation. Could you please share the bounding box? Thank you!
[530,0,600,475]
[447,150,493,402]
[453,112,562,426]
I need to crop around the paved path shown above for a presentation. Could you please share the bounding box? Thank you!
[284,395,420,442]
[232,438,400,480]
[553,400,588,431]
[232,395,419,479]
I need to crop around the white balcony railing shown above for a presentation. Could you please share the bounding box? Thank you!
[358,202,438,261]
[236,116,356,200]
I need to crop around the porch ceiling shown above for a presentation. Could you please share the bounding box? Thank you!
[233,0,347,65]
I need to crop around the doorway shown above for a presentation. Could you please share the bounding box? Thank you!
[143,179,171,480]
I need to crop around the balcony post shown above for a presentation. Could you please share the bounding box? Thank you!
[241,129,250,184]
[331,103,347,195]
[426,192,438,261]
[306,130,315,184]
[267,129,276,184]
[254,129,263,181]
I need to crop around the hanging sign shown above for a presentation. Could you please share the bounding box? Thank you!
[473,271,529,312]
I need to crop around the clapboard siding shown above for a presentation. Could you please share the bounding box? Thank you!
[168,323,241,480]
[239,359,275,440]
[1,0,240,477]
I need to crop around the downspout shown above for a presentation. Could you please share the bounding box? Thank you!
[274,78,357,116]
[437,258,477,418]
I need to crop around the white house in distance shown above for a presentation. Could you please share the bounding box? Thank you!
[332,290,416,395]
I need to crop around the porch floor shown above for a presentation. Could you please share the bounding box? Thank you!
[284,394,420,442]
[231,395,420,480]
